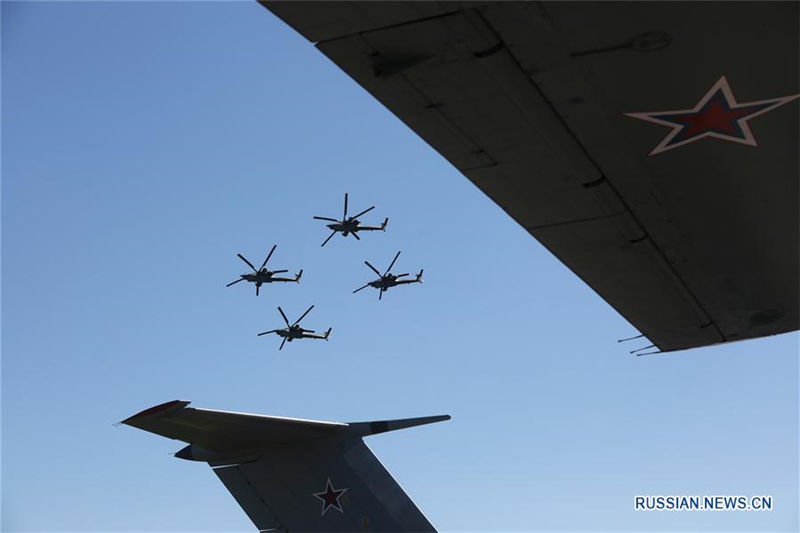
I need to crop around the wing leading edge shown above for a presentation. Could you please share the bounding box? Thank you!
[260,1,799,352]
[122,400,449,532]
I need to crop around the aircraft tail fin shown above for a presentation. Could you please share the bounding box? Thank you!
[295,269,303,282]
[416,269,424,281]
[381,217,389,229]
[122,401,447,532]
[324,327,332,340]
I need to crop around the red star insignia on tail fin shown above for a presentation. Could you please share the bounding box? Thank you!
[312,478,348,516]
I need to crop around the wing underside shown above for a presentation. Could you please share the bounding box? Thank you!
[261,1,799,352]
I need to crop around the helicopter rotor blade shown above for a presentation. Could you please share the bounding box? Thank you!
[260,244,276,270]
[237,253,258,272]
[353,283,370,293]
[343,192,348,220]
[395,273,410,278]
[226,278,245,287]
[257,330,277,336]
[313,216,338,222]
[256,284,260,296]
[278,307,290,327]
[321,231,337,247]
[351,205,375,219]
[384,251,401,275]
[271,269,289,274]
[364,261,381,276]
[279,337,287,351]
[378,289,383,301]
[351,231,360,240]
[293,305,314,326]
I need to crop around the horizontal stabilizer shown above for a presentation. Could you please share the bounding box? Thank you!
[122,401,449,451]
[121,400,347,454]
[123,401,448,532]
[348,414,450,437]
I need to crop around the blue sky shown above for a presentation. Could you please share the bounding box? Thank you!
[2,2,797,532]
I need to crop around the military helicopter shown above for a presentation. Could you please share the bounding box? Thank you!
[257,305,332,350]
[313,193,388,246]
[353,251,423,300]
[226,245,302,296]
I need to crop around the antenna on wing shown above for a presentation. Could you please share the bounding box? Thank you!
[617,333,645,343]
[630,344,655,354]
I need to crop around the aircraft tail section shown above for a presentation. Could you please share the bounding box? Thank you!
[295,269,303,282]
[381,217,389,229]
[324,327,332,340]
[122,401,448,532]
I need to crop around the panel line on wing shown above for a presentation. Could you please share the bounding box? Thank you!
[468,8,727,348]
[314,10,463,45]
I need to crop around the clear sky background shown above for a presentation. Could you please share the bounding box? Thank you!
[2,2,797,532]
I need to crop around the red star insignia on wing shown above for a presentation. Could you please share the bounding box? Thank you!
[625,75,799,155]
[312,478,348,516]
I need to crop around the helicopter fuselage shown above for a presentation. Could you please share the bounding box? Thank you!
[370,276,399,290]
[327,219,361,233]
[275,326,312,340]
[241,270,276,284]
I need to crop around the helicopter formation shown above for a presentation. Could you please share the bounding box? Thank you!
[228,193,423,350]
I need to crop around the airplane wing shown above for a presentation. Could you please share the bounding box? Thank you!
[260,2,799,353]
[122,400,449,532]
